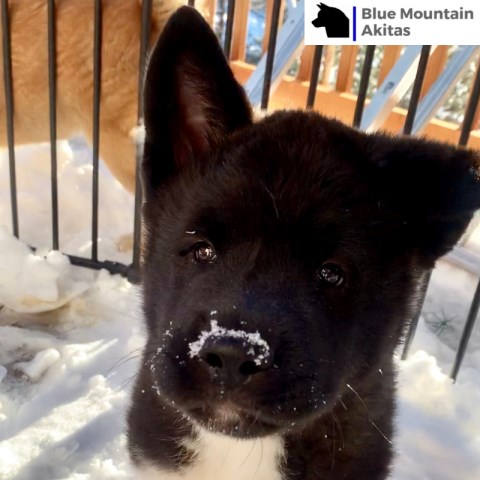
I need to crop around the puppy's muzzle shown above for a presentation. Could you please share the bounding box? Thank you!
[198,336,273,388]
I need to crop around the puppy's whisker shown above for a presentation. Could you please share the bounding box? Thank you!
[106,348,144,373]
[239,437,257,470]
[262,184,280,219]
[338,398,348,411]
[331,410,345,451]
[320,421,332,457]
[106,354,142,376]
[330,413,336,471]
[255,438,264,479]
[345,384,392,445]
[110,374,137,392]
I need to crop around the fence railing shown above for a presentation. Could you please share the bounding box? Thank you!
[1,0,480,380]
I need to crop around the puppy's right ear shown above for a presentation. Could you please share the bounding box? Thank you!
[142,6,252,196]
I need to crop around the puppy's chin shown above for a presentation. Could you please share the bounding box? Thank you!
[187,402,281,439]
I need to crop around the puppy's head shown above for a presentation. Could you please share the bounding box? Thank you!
[140,7,480,438]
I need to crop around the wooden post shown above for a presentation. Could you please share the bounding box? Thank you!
[230,0,250,61]
[473,101,480,131]
[297,45,315,82]
[467,61,480,131]
[421,45,449,98]
[336,46,359,92]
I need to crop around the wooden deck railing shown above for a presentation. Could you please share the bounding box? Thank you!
[200,1,480,149]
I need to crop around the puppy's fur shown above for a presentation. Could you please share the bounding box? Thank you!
[128,7,480,480]
[0,0,206,192]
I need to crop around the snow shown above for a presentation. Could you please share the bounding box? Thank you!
[0,227,91,313]
[188,320,271,366]
[15,348,61,382]
[392,321,480,480]
[0,365,7,384]
[0,141,480,479]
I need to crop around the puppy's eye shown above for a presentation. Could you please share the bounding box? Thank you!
[193,243,217,264]
[317,263,344,287]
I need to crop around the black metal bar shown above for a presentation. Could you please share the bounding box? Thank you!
[402,271,432,360]
[136,0,152,150]
[261,0,282,110]
[131,0,152,281]
[447,61,480,378]
[400,46,433,361]
[47,0,59,250]
[306,46,324,109]
[188,0,195,6]
[28,243,134,281]
[223,0,236,60]
[1,0,18,238]
[403,45,431,135]
[458,60,480,147]
[353,46,375,128]
[91,0,102,262]
[451,278,480,381]
[68,254,131,277]
[402,55,480,370]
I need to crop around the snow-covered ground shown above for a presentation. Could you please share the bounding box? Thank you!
[0,141,479,479]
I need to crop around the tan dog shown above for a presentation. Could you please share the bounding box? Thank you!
[0,0,208,193]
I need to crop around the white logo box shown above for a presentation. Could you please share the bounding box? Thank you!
[304,0,480,45]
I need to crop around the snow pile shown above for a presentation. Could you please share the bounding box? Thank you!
[0,143,142,479]
[189,319,271,366]
[0,227,91,313]
[0,142,480,479]
[0,261,143,480]
[393,347,480,480]
[15,348,62,382]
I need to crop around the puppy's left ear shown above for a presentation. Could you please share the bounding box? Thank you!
[142,6,252,196]
[370,135,480,261]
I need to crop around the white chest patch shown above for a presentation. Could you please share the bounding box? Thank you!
[135,429,285,480]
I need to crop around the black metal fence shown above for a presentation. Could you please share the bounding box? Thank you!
[1,0,150,280]
[1,0,480,380]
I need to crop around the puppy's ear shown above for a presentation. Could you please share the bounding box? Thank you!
[370,135,480,261]
[142,6,252,195]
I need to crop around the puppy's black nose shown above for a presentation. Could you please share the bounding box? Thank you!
[199,337,271,387]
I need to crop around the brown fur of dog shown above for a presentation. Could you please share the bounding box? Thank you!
[0,0,207,192]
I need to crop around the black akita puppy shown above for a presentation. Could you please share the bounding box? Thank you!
[128,7,480,480]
